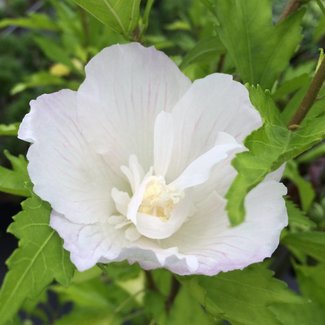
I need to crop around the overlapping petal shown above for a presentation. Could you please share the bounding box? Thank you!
[77,43,191,173]
[18,90,122,223]
[19,43,288,276]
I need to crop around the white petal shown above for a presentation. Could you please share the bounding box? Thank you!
[77,43,191,173]
[111,188,130,216]
[170,132,241,190]
[50,211,126,271]
[167,73,261,181]
[164,181,287,275]
[154,111,174,177]
[18,90,122,223]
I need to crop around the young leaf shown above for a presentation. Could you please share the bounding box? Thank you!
[0,196,75,325]
[72,0,141,38]
[206,0,304,89]
[226,88,325,225]
[0,123,20,136]
[282,231,325,262]
[0,151,30,197]
[183,264,303,325]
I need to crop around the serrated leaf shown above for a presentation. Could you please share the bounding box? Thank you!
[206,0,304,89]
[180,36,225,69]
[226,88,325,225]
[0,151,30,197]
[283,160,315,211]
[0,123,19,136]
[72,0,140,38]
[0,196,75,325]
[183,264,303,325]
[282,231,325,262]
[286,199,316,232]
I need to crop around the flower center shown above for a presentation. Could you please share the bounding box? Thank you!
[138,176,184,221]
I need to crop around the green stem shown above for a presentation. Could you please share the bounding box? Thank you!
[288,56,325,128]
[165,276,180,313]
[278,0,302,23]
[145,270,159,292]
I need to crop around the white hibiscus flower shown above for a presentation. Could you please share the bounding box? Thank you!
[18,43,287,275]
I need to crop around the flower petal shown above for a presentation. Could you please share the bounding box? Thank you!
[167,73,262,181]
[154,111,174,177]
[51,211,126,271]
[170,132,241,190]
[164,181,287,275]
[18,90,121,223]
[77,43,191,172]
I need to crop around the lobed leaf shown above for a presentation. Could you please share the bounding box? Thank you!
[0,196,75,325]
[183,264,305,325]
[226,87,325,225]
[205,0,304,89]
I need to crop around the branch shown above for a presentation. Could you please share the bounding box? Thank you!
[288,56,325,128]
[278,0,302,23]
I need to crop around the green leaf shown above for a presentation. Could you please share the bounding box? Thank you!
[168,286,214,325]
[0,123,19,136]
[296,263,325,308]
[11,72,66,95]
[54,275,141,325]
[226,88,325,225]
[269,302,325,325]
[0,196,75,325]
[286,199,316,232]
[33,36,75,69]
[282,231,325,262]
[72,0,141,38]
[180,36,225,69]
[0,151,30,197]
[206,0,304,89]
[0,13,58,31]
[283,160,315,211]
[184,264,303,325]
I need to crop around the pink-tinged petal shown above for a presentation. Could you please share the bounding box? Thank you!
[18,90,122,223]
[163,181,287,275]
[167,73,262,181]
[51,211,126,271]
[77,43,191,173]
